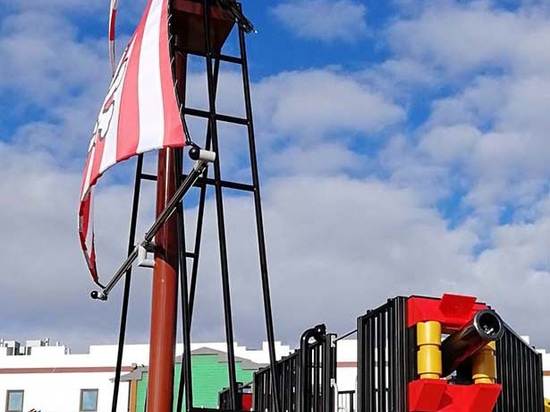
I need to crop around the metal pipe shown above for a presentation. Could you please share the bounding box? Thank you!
[441,309,504,377]
[201,0,239,408]
[111,154,143,412]
[238,12,282,412]
[175,153,194,412]
[298,324,325,412]
[147,148,180,412]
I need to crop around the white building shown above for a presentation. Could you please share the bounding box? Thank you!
[0,339,291,412]
[0,337,548,412]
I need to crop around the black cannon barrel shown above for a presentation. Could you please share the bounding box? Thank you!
[441,309,504,377]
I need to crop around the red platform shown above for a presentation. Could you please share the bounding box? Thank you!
[408,379,501,412]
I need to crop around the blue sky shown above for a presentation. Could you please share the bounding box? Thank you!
[0,0,549,352]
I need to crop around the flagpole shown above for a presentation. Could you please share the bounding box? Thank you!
[147,147,179,412]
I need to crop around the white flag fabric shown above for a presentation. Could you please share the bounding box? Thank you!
[79,0,185,285]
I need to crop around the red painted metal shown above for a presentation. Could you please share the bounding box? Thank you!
[407,293,488,331]
[172,0,235,53]
[147,148,180,412]
[145,3,237,410]
[408,379,501,412]
[242,393,253,411]
[407,293,502,412]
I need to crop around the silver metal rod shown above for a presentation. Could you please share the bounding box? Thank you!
[91,154,214,301]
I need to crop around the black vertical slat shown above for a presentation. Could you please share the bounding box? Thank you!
[378,310,387,412]
[291,356,296,412]
[368,315,376,412]
[200,0,238,408]
[373,316,379,412]
[365,315,373,412]
[175,153,195,412]
[292,355,296,412]
[111,154,143,412]
[529,345,534,410]
[311,344,315,412]
[289,354,294,412]
[512,335,520,407]
[253,370,259,411]
[377,313,381,412]
[357,316,365,412]
[539,353,545,412]
[280,360,286,412]
[300,346,307,412]
[281,356,287,412]
[387,302,395,412]
[317,343,321,412]
[316,342,320,412]
[237,15,282,412]
[396,297,408,411]
[495,325,545,412]
[327,335,337,412]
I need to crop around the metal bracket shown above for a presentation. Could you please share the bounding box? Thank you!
[137,241,156,268]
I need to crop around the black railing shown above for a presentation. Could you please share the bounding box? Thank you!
[356,297,414,412]
[253,324,337,412]
[337,390,355,412]
[218,382,251,410]
[495,324,545,412]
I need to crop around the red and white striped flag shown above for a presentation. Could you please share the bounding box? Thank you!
[79,0,186,285]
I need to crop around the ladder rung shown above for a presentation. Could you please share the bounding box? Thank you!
[183,107,249,125]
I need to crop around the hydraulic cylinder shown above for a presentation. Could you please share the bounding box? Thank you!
[417,321,442,379]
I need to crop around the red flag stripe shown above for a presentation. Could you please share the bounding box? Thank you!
[160,0,186,147]
[79,0,187,284]
[115,2,150,163]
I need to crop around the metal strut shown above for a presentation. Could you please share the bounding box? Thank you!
[90,148,216,301]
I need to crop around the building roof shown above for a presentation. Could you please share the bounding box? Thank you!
[119,347,266,381]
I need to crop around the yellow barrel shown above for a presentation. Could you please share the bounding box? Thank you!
[544,398,550,412]
[417,321,442,379]
[472,341,497,383]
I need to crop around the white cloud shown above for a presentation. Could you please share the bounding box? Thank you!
[254,68,405,142]
[419,124,481,165]
[0,11,109,102]
[377,2,550,224]
[271,0,368,43]
[1,0,550,356]
[264,142,368,177]
[387,1,550,77]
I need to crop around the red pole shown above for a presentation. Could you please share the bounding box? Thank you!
[147,148,179,412]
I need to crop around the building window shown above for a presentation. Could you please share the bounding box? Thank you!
[80,389,98,412]
[6,390,24,412]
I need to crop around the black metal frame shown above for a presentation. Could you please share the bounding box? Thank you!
[253,324,337,412]
[100,2,280,412]
[174,2,281,411]
[494,324,545,412]
[218,382,252,411]
[337,390,355,412]
[356,297,414,412]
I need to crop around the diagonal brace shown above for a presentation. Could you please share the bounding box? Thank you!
[91,149,216,301]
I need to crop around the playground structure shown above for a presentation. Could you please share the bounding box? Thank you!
[78,1,549,411]
[249,294,546,412]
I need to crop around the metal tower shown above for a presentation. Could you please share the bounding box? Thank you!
[84,2,281,412]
